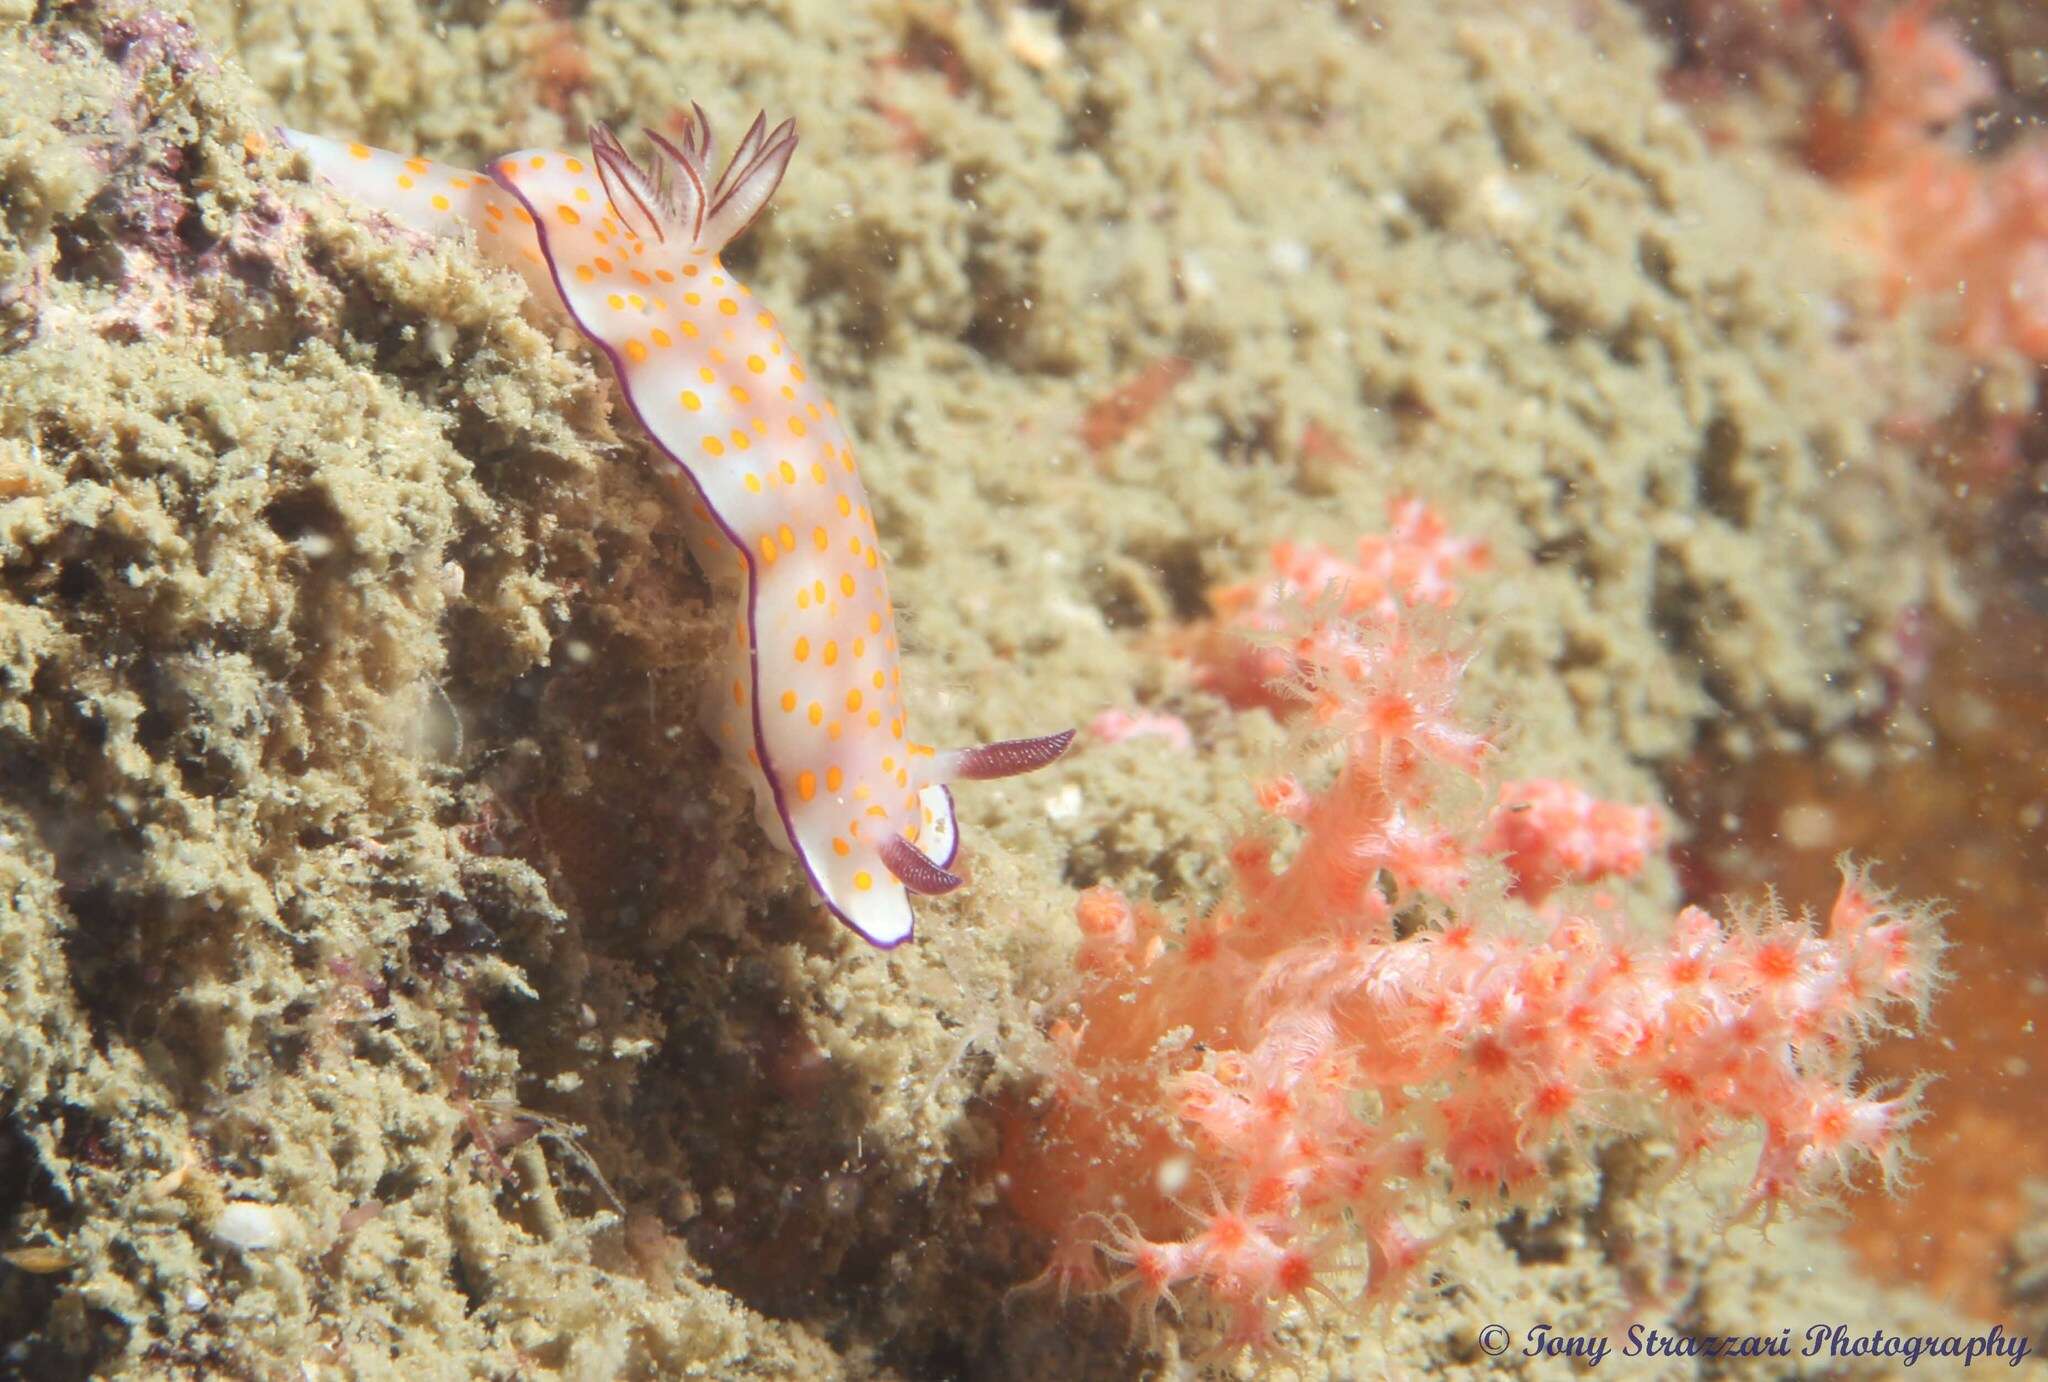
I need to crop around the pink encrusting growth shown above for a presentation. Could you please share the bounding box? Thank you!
[1807,4,2048,360]
[1001,512,1944,1359]
[1087,708,1194,752]
[282,112,1071,946]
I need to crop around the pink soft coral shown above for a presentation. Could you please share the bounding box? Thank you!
[1188,498,1491,714]
[1002,515,1944,1360]
[1484,778,1664,904]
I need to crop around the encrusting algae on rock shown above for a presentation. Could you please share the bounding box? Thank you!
[0,0,2004,1375]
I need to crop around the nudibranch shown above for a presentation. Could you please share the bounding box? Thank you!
[282,111,1071,947]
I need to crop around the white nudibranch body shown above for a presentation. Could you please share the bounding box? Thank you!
[283,113,1070,946]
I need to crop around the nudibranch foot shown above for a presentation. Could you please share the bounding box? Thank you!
[286,112,1070,949]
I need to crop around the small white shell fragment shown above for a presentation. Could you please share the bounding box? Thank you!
[1043,783,1083,821]
[1004,8,1064,69]
[1477,173,1531,230]
[1267,239,1311,275]
[209,1201,295,1253]
[1155,1154,1192,1197]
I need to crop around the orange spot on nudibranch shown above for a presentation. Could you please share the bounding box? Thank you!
[798,771,817,802]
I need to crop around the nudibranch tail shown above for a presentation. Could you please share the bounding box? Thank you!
[289,112,1070,949]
